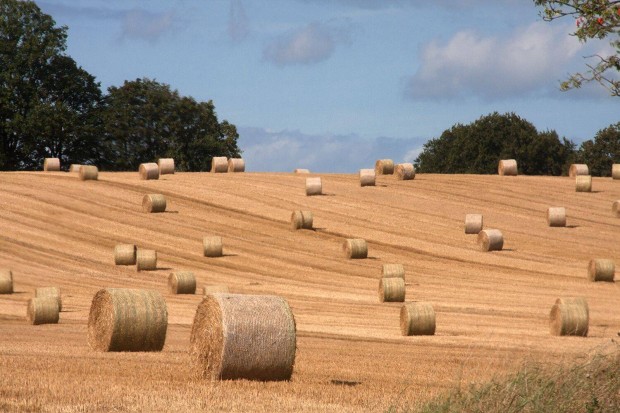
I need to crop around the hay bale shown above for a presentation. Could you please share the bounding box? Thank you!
[575,175,592,192]
[294,168,310,174]
[69,164,82,173]
[203,285,229,295]
[157,158,175,175]
[547,207,566,227]
[227,158,245,172]
[190,293,296,381]
[375,159,394,175]
[139,163,159,180]
[203,236,223,257]
[79,165,98,181]
[343,239,367,259]
[395,163,415,180]
[87,288,168,351]
[382,263,405,279]
[0,269,13,294]
[142,194,167,213]
[569,164,589,178]
[359,169,376,187]
[168,271,196,294]
[464,214,483,234]
[378,277,405,303]
[291,211,313,230]
[305,177,322,196]
[477,229,503,251]
[498,159,518,176]
[613,200,620,218]
[43,157,60,172]
[400,302,436,336]
[27,297,59,325]
[114,244,136,265]
[35,287,62,312]
[611,164,620,179]
[211,157,228,173]
[549,297,588,337]
[587,259,615,282]
[136,249,157,271]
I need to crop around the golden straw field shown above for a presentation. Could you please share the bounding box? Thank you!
[0,171,619,412]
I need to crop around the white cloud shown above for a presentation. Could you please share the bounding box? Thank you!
[121,9,176,42]
[228,0,250,43]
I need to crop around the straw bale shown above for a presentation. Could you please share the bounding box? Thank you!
[291,211,313,230]
[382,264,405,279]
[395,163,415,180]
[139,163,159,180]
[87,288,168,351]
[35,287,62,311]
[69,164,82,173]
[114,244,136,265]
[27,297,59,325]
[305,177,322,196]
[142,194,167,213]
[359,169,376,187]
[613,200,620,217]
[343,239,367,259]
[203,285,229,295]
[569,164,589,178]
[79,165,98,181]
[203,236,223,257]
[575,175,592,192]
[43,158,60,172]
[378,277,405,303]
[613,164,620,180]
[497,159,517,176]
[168,271,196,294]
[136,249,157,271]
[549,297,588,336]
[477,229,503,251]
[464,214,483,234]
[400,302,435,336]
[157,158,175,175]
[227,158,245,172]
[190,293,296,381]
[211,157,228,173]
[375,159,394,175]
[294,169,310,174]
[547,207,566,227]
[0,269,13,294]
[587,259,615,282]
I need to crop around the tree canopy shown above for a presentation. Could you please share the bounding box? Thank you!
[575,122,620,176]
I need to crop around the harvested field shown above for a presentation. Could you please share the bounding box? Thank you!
[0,171,619,412]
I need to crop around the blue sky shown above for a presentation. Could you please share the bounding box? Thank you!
[38,0,619,172]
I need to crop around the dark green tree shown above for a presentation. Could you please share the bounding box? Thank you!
[575,122,620,176]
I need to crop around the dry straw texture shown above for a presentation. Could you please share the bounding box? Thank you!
[477,229,503,251]
[612,164,620,179]
[294,168,310,174]
[157,158,175,175]
[142,194,167,213]
[547,207,566,227]
[168,271,197,294]
[400,302,436,336]
[211,157,228,173]
[375,159,394,175]
[305,177,322,196]
[382,263,405,279]
[378,277,405,303]
[359,169,376,187]
[290,210,313,230]
[0,269,13,294]
[203,285,229,295]
[139,163,159,180]
[575,175,592,192]
[87,288,168,352]
[27,297,59,325]
[464,214,483,234]
[613,200,620,217]
[190,293,296,381]
[114,244,136,265]
[203,236,223,257]
[497,159,518,176]
[569,164,589,177]
[587,259,615,282]
[227,158,245,172]
[69,164,82,173]
[343,238,368,259]
[136,249,157,271]
[395,163,415,180]
[35,287,62,312]
[549,297,588,337]
[79,165,98,181]
[43,158,60,172]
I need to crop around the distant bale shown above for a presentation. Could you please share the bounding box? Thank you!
[294,168,310,174]
[464,214,483,234]
[168,271,196,294]
[157,158,175,175]
[375,159,394,175]
[114,244,136,265]
[142,194,167,213]
[587,259,615,282]
[43,158,60,172]
[612,164,620,179]
[79,165,98,181]
[305,177,322,196]
[136,249,157,271]
[139,163,159,180]
[203,236,223,257]
[400,302,436,336]
[359,169,376,187]
[27,297,59,325]
[547,207,566,227]
[575,175,592,192]
[291,211,313,230]
[0,269,13,294]
[549,297,588,337]
[190,293,296,381]
[613,200,620,217]
[87,288,168,352]
[211,157,228,173]
[35,287,62,311]
[203,285,229,295]
[477,229,503,251]
[395,163,415,180]
[569,164,589,178]
[343,239,368,259]
[382,264,404,279]
[498,159,517,176]
[379,277,405,303]
[227,158,245,173]
[69,164,82,173]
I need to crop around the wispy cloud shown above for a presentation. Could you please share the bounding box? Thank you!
[228,0,250,42]
[121,9,177,42]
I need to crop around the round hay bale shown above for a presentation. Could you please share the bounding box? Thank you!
[27,297,59,325]
[547,207,566,227]
[227,158,245,172]
[211,157,228,173]
[87,288,168,352]
[168,271,196,294]
[136,249,157,271]
[305,177,322,196]
[587,259,615,282]
[43,157,60,172]
[612,164,620,180]
[613,200,620,218]
[203,285,229,295]
[575,175,592,192]
[294,168,310,174]
[343,239,367,259]
[382,263,405,279]
[395,163,415,180]
[79,165,98,181]
[477,229,503,251]
[139,163,159,180]
[157,158,175,175]
[549,297,588,337]
[378,277,405,303]
[290,211,313,230]
[498,159,518,176]
[464,214,483,234]
[569,164,589,178]
[203,236,223,257]
[142,194,167,213]
[35,287,62,312]
[400,302,436,336]
[114,244,136,265]
[359,169,376,187]
[69,164,82,173]
[190,293,296,381]
[375,159,394,175]
[0,269,13,294]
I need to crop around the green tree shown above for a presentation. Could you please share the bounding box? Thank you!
[575,122,620,175]
[534,0,620,96]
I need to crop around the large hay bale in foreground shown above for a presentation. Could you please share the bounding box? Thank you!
[395,163,415,180]
[343,239,368,259]
[549,297,588,337]
[379,277,405,303]
[359,169,376,187]
[294,168,310,174]
[613,200,620,218]
[203,236,223,257]
[190,293,296,381]
[88,288,168,352]
[27,297,59,325]
[35,287,62,311]
[464,214,483,234]
[79,165,98,181]
[139,163,159,180]
[69,164,82,173]
[612,164,620,179]
[547,207,566,227]
[114,244,136,265]
[477,229,503,251]
[291,211,313,230]
[569,164,589,178]
[227,158,245,172]
[136,249,157,271]
[203,285,229,295]
[382,263,405,279]
[575,175,592,192]
[211,157,228,173]
[157,158,175,175]
[0,269,13,294]
[587,259,615,282]
[375,159,394,175]
[400,302,435,336]
[168,271,196,294]
[142,194,167,213]
[498,159,517,176]
[305,177,322,196]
